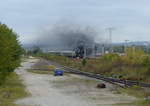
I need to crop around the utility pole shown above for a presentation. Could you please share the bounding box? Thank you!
[83,40,86,59]
[84,46,86,59]
[125,40,129,52]
[102,44,105,55]
[106,27,114,53]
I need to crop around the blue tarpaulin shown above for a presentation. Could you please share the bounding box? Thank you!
[54,68,64,76]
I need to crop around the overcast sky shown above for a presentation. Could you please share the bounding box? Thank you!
[0,0,150,44]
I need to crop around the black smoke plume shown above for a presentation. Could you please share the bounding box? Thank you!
[37,23,98,52]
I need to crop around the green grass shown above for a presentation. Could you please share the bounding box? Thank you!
[136,100,150,106]
[0,72,29,106]
[115,86,150,106]
[27,69,53,74]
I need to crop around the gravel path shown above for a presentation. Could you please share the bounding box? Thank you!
[15,58,137,106]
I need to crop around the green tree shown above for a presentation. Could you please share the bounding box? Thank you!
[0,23,22,85]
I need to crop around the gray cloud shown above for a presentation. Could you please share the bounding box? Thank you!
[0,0,150,44]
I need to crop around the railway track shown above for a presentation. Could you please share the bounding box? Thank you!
[37,59,150,88]
[61,65,150,88]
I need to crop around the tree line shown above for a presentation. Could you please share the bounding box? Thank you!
[0,23,22,85]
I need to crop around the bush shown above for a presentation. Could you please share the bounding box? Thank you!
[82,59,87,66]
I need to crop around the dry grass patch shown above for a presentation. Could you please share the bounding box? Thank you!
[0,72,29,106]
[27,69,53,74]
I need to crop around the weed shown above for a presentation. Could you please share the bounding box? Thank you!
[0,72,29,106]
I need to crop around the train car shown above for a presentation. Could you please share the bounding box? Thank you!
[48,51,76,58]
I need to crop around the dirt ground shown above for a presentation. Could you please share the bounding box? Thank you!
[15,57,137,106]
